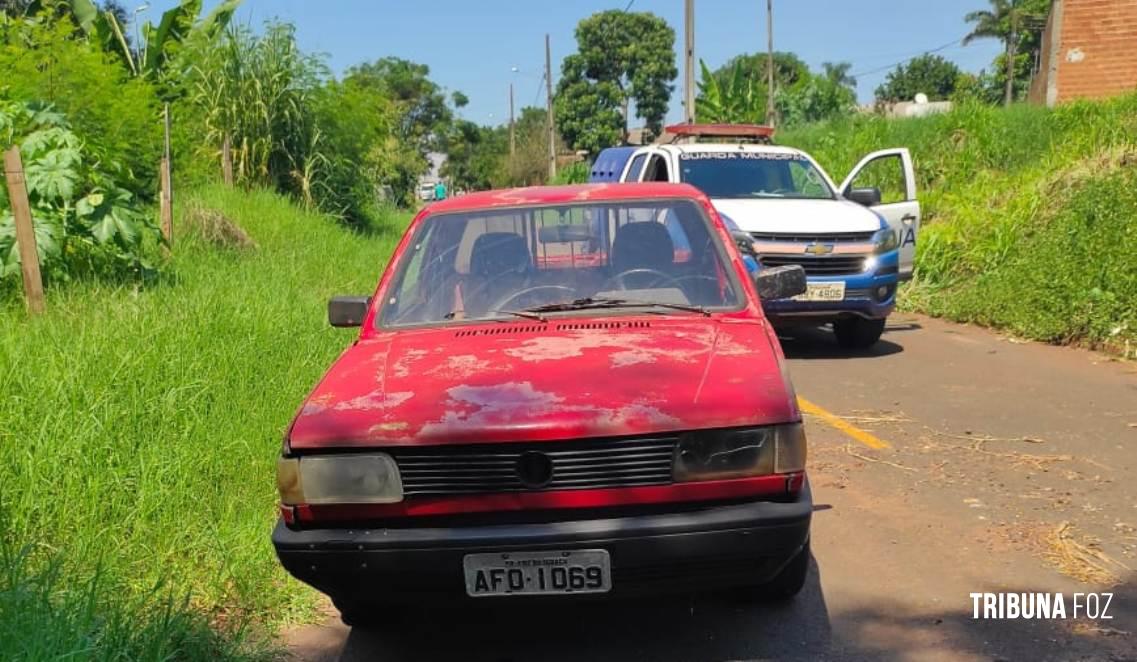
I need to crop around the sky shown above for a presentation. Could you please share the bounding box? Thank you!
[141,0,1002,127]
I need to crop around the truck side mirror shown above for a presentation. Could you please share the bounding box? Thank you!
[329,296,371,327]
[845,187,882,207]
[731,230,759,258]
[753,265,807,300]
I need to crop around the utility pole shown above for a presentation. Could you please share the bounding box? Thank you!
[509,83,516,157]
[545,33,556,181]
[684,0,695,123]
[765,0,776,126]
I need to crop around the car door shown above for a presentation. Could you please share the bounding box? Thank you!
[619,150,650,183]
[838,148,920,280]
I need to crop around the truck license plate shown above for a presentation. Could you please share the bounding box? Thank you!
[793,281,845,302]
[463,550,611,597]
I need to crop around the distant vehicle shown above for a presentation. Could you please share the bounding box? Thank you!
[417,182,436,202]
[273,183,812,626]
[593,124,921,348]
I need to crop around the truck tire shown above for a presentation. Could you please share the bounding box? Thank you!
[833,317,885,349]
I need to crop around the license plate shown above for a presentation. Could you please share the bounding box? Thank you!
[793,281,845,301]
[463,550,611,597]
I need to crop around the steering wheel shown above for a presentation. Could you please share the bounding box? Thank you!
[489,285,577,313]
[601,268,682,291]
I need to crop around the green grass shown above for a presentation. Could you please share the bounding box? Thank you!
[0,186,408,659]
[782,94,1137,352]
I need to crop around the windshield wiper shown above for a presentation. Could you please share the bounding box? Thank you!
[443,309,547,322]
[522,297,710,317]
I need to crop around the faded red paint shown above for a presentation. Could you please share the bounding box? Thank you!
[288,318,793,449]
[285,183,802,512]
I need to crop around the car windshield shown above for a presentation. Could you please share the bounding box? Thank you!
[379,200,743,328]
[678,151,834,200]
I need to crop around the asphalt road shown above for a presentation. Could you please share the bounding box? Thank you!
[285,313,1137,662]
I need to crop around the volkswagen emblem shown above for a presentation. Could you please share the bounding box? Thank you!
[516,451,554,489]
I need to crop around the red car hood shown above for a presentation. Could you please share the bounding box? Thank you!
[288,318,795,450]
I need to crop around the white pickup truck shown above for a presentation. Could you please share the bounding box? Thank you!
[591,125,921,348]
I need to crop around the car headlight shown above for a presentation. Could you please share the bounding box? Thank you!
[277,453,403,504]
[673,424,806,482]
[871,227,898,254]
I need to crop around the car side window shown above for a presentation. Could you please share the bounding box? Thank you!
[626,154,647,181]
[643,154,671,182]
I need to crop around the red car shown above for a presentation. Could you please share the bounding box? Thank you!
[273,183,811,625]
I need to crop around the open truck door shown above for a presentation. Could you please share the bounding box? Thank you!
[838,148,920,280]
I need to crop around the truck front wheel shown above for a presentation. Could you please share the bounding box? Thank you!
[833,317,885,349]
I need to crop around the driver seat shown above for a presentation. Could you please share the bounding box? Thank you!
[610,222,675,289]
[460,232,532,317]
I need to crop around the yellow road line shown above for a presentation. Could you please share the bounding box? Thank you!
[797,396,891,450]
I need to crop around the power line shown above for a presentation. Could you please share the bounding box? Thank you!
[623,0,635,10]
[850,35,968,78]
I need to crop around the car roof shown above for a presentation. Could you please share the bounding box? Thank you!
[424,183,709,214]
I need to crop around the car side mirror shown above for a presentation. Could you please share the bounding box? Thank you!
[329,296,371,327]
[845,187,882,207]
[753,265,807,300]
[731,230,758,258]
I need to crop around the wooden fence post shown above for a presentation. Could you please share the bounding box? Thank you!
[160,103,173,249]
[159,156,173,249]
[3,147,45,315]
[221,133,234,187]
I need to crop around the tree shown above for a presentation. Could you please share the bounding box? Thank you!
[555,10,677,151]
[963,0,1049,105]
[874,54,963,103]
[346,57,453,152]
[695,51,810,123]
[821,61,856,90]
[775,74,856,127]
[554,54,624,157]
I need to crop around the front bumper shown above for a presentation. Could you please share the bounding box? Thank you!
[762,271,897,323]
[273,483,812,604]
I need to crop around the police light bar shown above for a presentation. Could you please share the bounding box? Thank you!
[665,123,776,143]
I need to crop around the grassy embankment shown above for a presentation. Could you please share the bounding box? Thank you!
[782,94,1137,355]
[0,186,408,659]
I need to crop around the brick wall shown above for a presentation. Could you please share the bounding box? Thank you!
[1055,0,1137,103]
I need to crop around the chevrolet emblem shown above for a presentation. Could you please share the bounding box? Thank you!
[804,243,835,255]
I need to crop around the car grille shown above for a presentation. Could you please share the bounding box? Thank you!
[750,231,875,243]
[393,436,677,497]
[760,255,866,276]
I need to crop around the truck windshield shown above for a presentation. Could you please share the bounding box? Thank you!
[379,200,743,328]
[678,152,834,200]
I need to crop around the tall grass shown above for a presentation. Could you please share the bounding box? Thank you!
[781,95,1137,350]
[0,186,407,659]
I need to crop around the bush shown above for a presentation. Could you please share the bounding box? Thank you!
[0,12,162,197]
[0,101,159,286]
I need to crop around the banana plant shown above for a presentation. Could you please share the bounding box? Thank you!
[695,59,765,125]
[56,0,243,78]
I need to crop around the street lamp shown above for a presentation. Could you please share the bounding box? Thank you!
[133,3,150,58]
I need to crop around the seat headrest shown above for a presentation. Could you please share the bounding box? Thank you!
[611,222,675,273]
[469,232,531,277]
